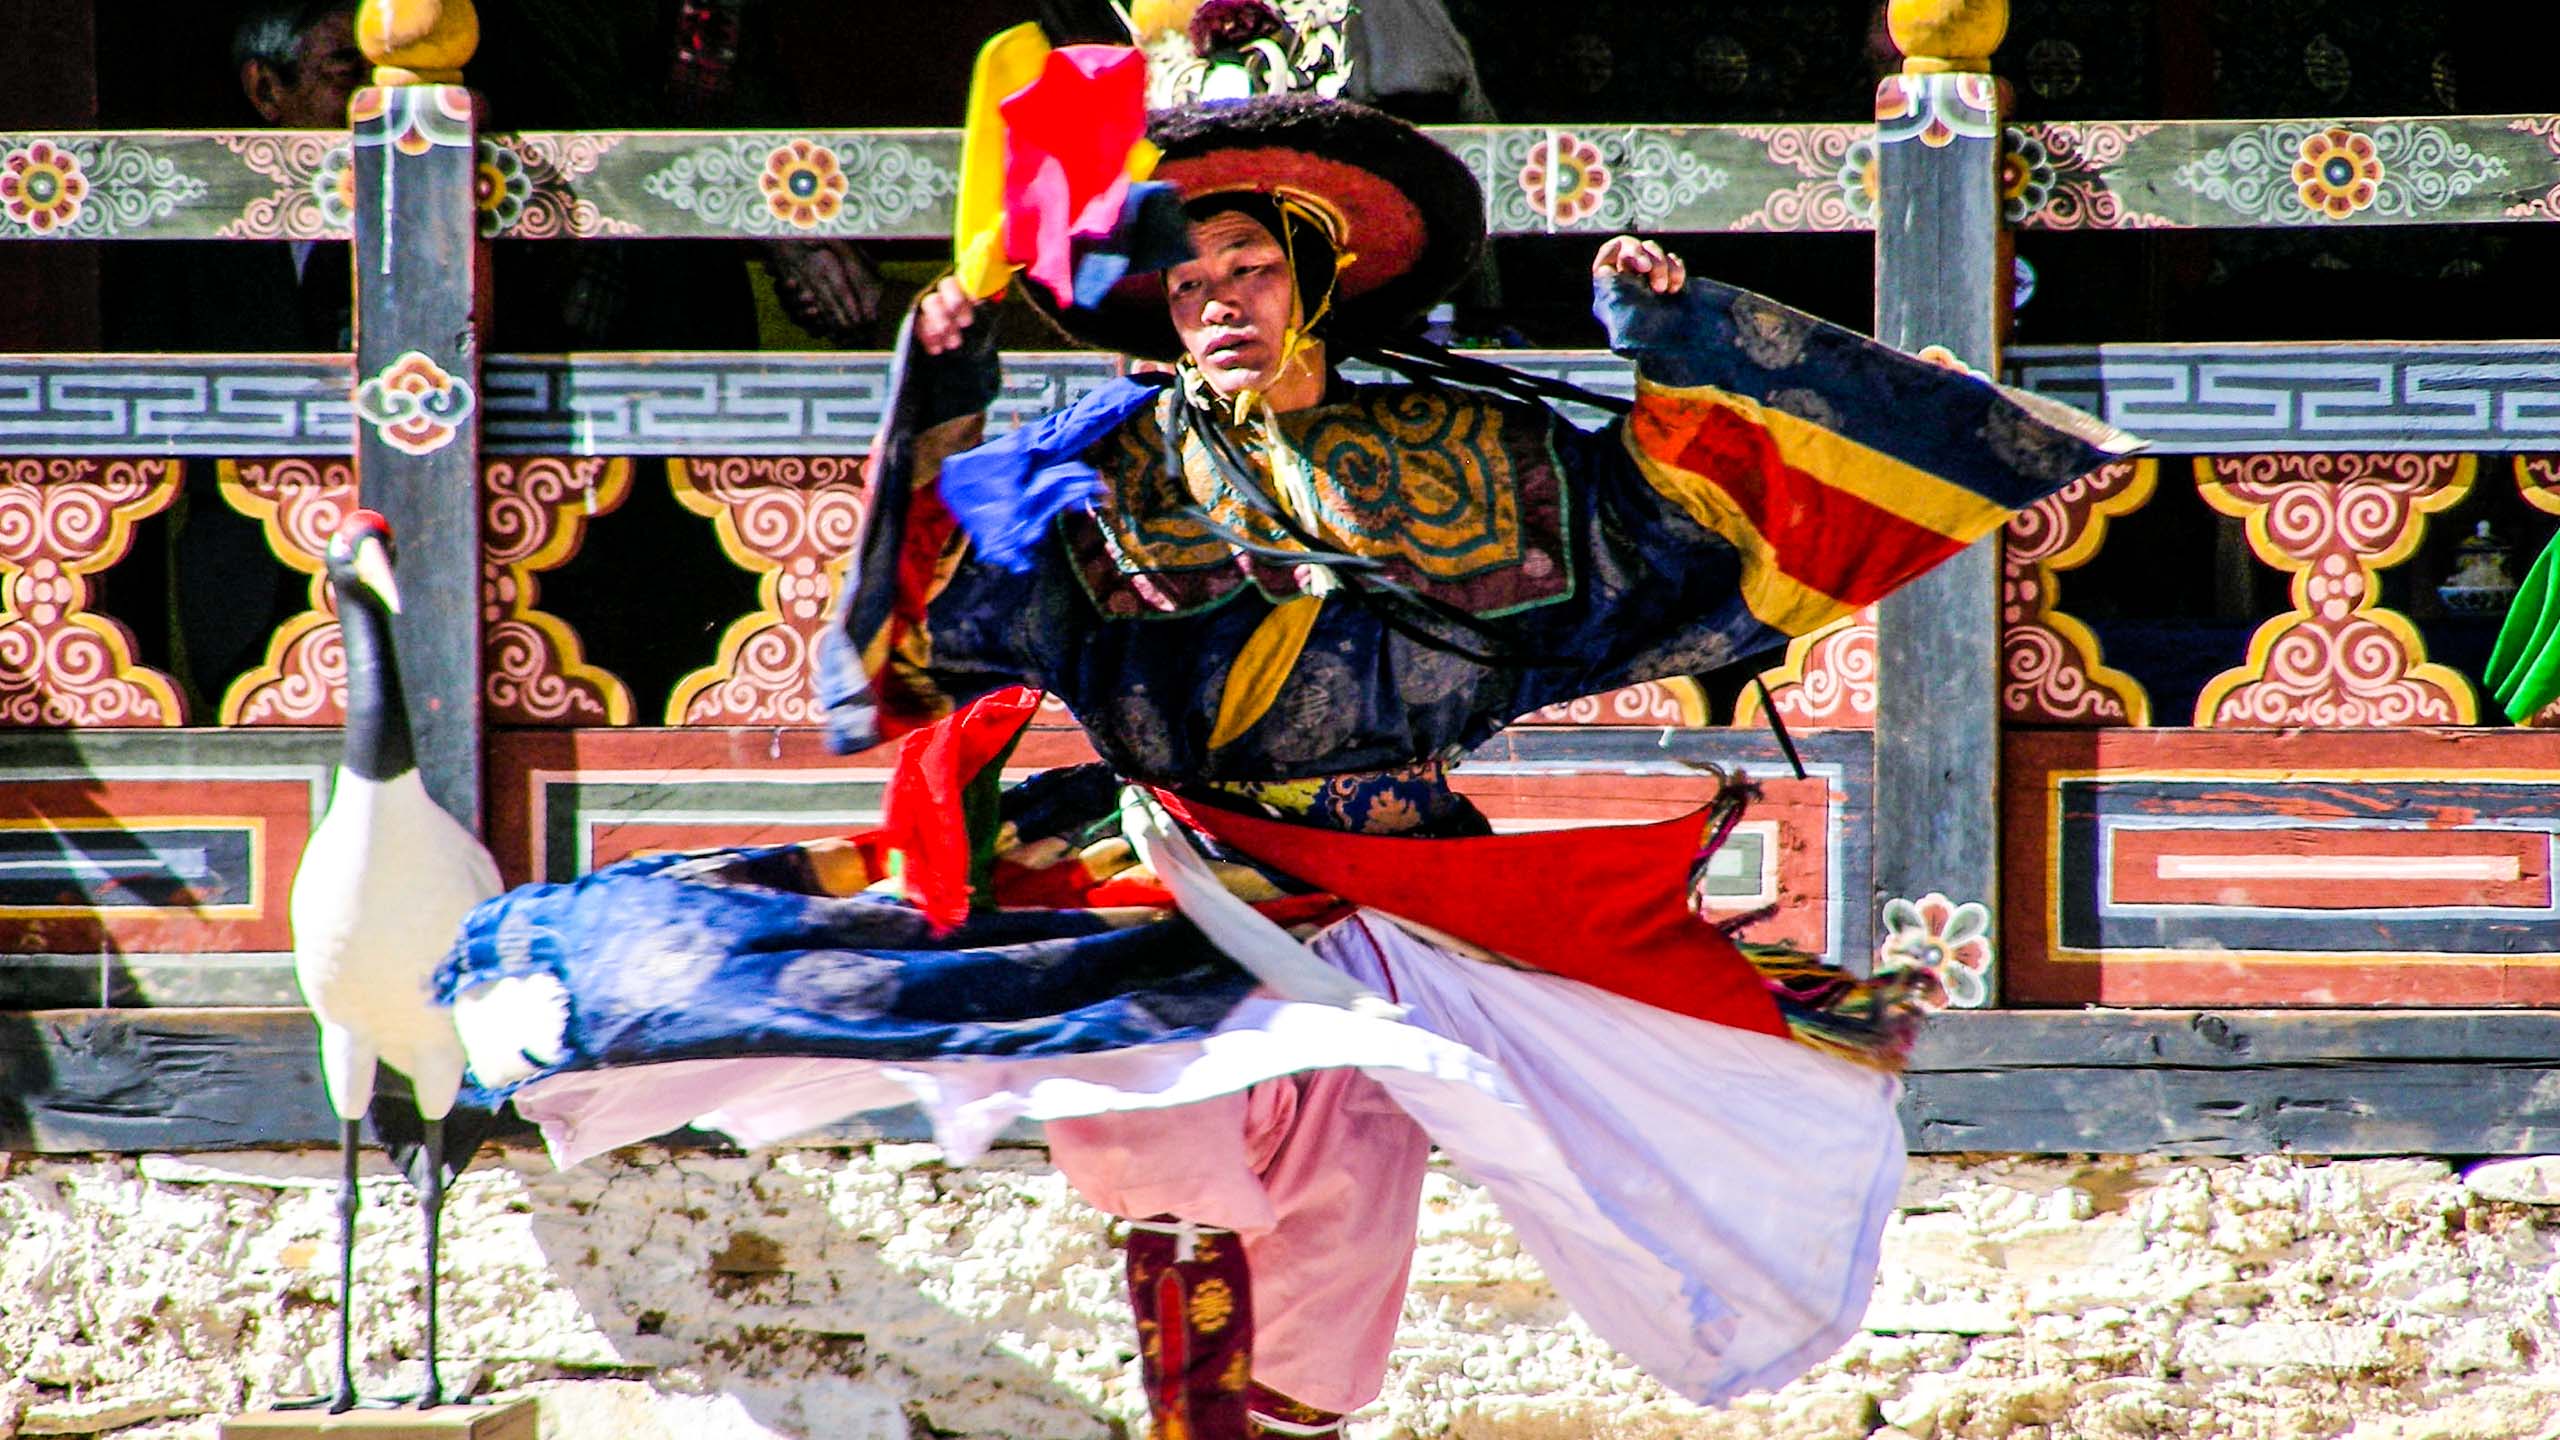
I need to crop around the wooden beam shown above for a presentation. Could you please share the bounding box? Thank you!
[0,1008,335,1151]
[0,0,99,350]
[1910,1007,2560,1068]
[0,955,300,1010]
[27,344,2560,457]
[1905,1010,2560,1154]
[1871,59,2010,997]
[349,85,489,831]
[11,1006,2560,1156]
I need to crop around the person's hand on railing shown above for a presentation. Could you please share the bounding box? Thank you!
[916,275,983,355]
[765,239,887,338]
[1593,235,1687,296]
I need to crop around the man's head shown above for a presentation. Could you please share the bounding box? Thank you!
[235,1,367,128]
[1164,195,1341,411]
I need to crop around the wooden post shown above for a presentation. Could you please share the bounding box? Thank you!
[348,0,486,831]
[0,0,99,350]
[1871,0,2009,1002]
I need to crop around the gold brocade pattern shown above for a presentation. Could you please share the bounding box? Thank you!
[1113,388,1519,573]
[1067,385,1573,620]
[1199,756,1469,834]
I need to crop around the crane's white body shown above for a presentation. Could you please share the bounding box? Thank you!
[291,765,502,1122]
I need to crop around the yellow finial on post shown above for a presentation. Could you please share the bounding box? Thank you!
[355,0,480,86]
[1887,0,2007,73]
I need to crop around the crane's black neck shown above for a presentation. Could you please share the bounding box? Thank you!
[332,580,416,783]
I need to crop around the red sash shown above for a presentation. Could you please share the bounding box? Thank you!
[1154,790,1787,1039]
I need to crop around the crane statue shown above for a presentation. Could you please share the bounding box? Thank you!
[288,509,502,1410]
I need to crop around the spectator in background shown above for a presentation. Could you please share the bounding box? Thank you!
[1343,0,1510,341]
[679,3,891,345]
[106,0,366,354]
[473,0,886,349]
[238,1,370,129]
[236,0,367,350]
[98,1,368,718]
[1344,0,1497,123]
[106,2,892,714]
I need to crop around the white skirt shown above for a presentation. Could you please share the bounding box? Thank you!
[507,912,1904,1406]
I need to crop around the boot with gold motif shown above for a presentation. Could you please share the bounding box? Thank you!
[1124,1216,1252,1440]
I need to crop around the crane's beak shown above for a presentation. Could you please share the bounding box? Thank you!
[352,536,404,615]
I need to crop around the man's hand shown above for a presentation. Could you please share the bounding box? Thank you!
[764,239,886,338]
[915,275,982,355]
[1593,235,1688,295]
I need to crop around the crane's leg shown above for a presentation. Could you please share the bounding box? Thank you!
[331,1116,362,1414]
[420,1115,446,1409]
[315,1028,376,1414]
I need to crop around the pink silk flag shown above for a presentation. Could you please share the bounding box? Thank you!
[998,45,1153,306]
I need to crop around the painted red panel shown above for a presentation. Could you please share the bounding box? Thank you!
[2007,728,2560,1008]
[2108,827,2551,910]
[489,727,1099,884]
[587,822,866,871]
[0,777,312,954]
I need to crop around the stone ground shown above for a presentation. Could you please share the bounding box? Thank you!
[4,1147,2560,1439]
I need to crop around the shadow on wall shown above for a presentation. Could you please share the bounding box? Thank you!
[463,1144,1132,1439]
[0,750,136,1152]
[0,1013,56,1153]
[2,1142,1134,1436]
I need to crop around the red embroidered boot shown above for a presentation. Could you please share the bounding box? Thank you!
[1125,1217,1253,1440]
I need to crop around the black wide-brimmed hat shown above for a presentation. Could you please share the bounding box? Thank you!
[1030,93,1485,360]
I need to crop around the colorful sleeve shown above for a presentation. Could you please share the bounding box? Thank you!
[1600,274,2141,640]
[815,316,1171,756]
[814,323,1004,754]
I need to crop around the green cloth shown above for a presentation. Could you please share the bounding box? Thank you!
[2486,530,2560,724]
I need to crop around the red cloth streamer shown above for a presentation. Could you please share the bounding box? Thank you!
[1154,790,1789,1038]
[999,45,1151,307]
[878,686,1045,932]
[870,453,968,738]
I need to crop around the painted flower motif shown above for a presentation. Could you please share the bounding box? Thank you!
[354,350,477,457]
[2292,126,2382,219]
[2000,126,2056,224]
[1,140,89,233]
[1954,73,2000,119]
[1519,133,1611,224]
[474,140,533,238]
[1836,136,1880,222]
[1876,892,1993,1009]
[760,140,846,229]
[1873,74,1918,126]
[310,143,356,231]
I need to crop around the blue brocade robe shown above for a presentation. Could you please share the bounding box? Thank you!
[439,273,2134,1096]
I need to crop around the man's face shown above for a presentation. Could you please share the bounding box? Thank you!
[1166,211,1306,400]
[249,11,368,128]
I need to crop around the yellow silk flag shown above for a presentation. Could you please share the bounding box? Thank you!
[954,23,1053,300]
[953,25,1165,303]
